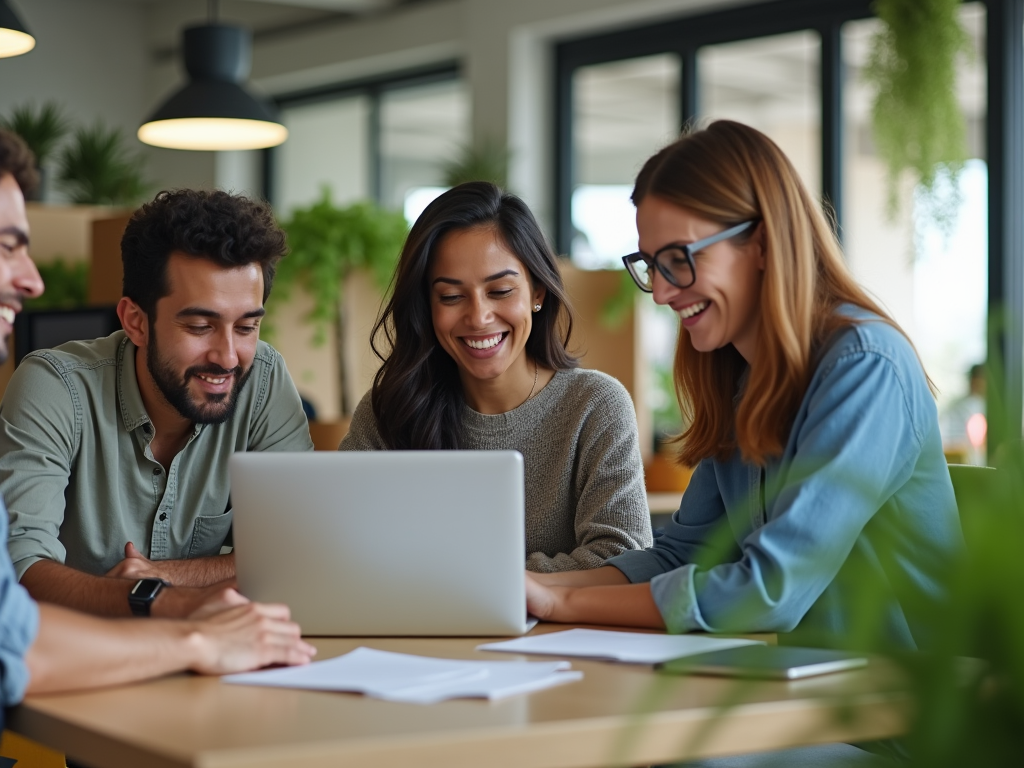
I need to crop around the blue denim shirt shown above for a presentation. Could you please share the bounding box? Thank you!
[609,308,963,649]
[0,496,38,707]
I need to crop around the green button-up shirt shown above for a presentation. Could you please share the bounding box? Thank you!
[2,331,313,579]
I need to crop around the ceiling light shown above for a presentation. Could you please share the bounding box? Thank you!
[138,24,287,151]
[0,0,35,58]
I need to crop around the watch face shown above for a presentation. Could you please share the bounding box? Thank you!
[131,579,165,601]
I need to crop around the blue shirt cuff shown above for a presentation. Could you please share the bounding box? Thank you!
[0,579,39,706]
[650,565,711,634]
[606,549,670,583]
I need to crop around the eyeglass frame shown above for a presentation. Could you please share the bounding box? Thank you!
[621,220,759,293]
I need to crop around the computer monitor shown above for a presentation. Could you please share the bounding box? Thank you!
[13,307,121,366]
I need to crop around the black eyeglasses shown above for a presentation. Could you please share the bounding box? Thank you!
[621,220,758,293]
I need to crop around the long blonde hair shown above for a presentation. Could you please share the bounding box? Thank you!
[633,120,918,466]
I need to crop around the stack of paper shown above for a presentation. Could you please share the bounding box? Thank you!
[478,629,764,664]
[223,647,582,704]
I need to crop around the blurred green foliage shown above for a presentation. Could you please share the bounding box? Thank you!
[0,101,70,167]
[270,189,408,345]
[865,0,971,231]
[27,259,88,309]
[57,123,149,206]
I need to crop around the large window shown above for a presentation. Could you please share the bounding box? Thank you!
[271,67,467,222]
[556,0,1016,453]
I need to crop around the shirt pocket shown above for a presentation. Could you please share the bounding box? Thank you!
[187,512,234,559]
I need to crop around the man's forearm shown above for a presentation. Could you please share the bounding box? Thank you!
[22,560,137,617]
[154,553,235,587]
[21,559,235,618]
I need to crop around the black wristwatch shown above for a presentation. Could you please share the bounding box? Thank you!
[128,578,169,617]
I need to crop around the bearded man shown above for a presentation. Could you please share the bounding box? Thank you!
[1,188,313,619]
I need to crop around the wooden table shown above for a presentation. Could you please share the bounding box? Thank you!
[9,625,908,768]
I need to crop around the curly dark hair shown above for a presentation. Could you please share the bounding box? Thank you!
[121,189,287,318]
[0,128,39,197]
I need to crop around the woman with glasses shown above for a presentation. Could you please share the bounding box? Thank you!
[525,121,963,648]
[340,181,652,571]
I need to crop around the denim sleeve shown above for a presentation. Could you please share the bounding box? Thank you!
[0,503,40,706]
[650,348,923,634]
[607,458,728,582]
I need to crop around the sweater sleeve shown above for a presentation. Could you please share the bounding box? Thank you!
[527,376,653,572]
[646,348,925,633]
[338,391,387,451]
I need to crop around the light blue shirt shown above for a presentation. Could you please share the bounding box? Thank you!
[0,496,38,707]
[608,308,963,649]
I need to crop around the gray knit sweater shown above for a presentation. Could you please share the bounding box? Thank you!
[340,368,652,572]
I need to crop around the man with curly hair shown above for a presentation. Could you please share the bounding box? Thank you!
[0,129,314,732]
[1,172,313,619]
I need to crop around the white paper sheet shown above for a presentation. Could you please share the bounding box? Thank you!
[477,629,764,664]
[223,647,582,704]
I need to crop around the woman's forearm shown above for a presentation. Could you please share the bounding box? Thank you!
[530,565,631,588]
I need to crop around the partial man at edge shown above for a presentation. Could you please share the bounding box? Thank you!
[1,160,313,620]
[0,128,314,727]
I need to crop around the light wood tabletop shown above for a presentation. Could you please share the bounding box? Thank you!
[9,625,908,768]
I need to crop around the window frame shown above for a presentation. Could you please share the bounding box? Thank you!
[554,0,1024,451]
[264,62,461,208]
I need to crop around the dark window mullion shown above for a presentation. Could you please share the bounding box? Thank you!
[820,21,844,240]
[986,0,1024,451]
[680,45,699,127]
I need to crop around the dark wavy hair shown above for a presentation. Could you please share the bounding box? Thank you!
[121,189,287,319]
[371,181,577,450]
[0,129,39,197]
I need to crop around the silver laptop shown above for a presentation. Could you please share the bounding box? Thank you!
[230,450,528,636]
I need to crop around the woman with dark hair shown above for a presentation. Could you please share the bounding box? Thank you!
[340,182,652,571]
[524,121,963,648]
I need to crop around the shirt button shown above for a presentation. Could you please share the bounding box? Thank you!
[159,512,168,521]
[153,467,162,475]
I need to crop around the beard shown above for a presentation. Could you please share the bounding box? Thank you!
[146,338,254,425]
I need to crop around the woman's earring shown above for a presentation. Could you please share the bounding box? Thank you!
[533,304,542,313]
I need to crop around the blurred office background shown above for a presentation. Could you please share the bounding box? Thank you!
[0,0,1012,467]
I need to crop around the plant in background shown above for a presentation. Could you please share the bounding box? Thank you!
[0,101,70,201]
[442,137,510,189]
[271,188,408,415]
[26,259,89,310]
[864,0,971,233]
[57,122,149,206]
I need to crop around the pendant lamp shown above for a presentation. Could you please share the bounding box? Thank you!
[0,0,35,58]
[138,24,287,151]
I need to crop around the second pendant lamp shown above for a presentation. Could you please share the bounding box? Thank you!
[139,23,287,151]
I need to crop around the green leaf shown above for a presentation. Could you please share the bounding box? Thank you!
[267,189,408,344]
[57,122,149,206]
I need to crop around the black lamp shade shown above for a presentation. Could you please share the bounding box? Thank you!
[0,0,35,58]
[138,24,287,151]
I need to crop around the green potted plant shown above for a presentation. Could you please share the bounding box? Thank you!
[442,137,510,189]
[0,101,70,201]
[57,122,149,206]
[272,189,408,416]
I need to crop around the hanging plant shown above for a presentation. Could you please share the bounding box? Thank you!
[864,0,972,232]
[269,189,408,415]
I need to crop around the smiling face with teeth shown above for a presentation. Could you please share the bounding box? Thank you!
[0,174,45,364]
[429,225,547,412]
[120,253,264,428]
[637,195,765,363]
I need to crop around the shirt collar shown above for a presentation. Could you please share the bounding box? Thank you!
[117,335,153,433]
